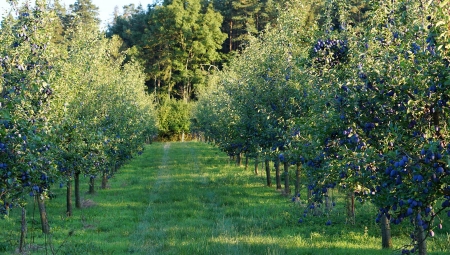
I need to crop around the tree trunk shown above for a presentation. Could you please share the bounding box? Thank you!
[265,159,271,187]
[4,201,9,217]
[101,171,108,189]
[245,154,249,170]
[275,157,281,190]
[75,171,81,208]
[283,161,290,195]
[380,213,393,249]
[89,176,95,194]
[416,215,427,255]
[229,20,233,52]
[236,153,242,167]
[295,162,301,196]
[37,195,50,234]
[66,178,72,217]
[346,191,355,224]
[254,154,259,175]
[19,207,26,253]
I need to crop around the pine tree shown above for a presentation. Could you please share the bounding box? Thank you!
[214,0,281,52]
[67,0,100,30]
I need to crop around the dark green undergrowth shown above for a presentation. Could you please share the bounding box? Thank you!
[1,142,449,254]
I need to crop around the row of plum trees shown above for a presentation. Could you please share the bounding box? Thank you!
[0,1,156,250]
[194,0,450,254]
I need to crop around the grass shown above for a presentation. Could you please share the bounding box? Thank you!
[0,142,449,254]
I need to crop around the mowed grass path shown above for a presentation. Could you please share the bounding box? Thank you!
[126,141,325,254]
[1,142,449,254]
[127,141,289,254]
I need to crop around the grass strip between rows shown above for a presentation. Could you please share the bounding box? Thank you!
[1,142,449,254]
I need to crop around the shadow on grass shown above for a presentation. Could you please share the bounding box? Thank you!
[3,142,447,255]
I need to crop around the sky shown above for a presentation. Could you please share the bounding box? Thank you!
[0,0,154,29]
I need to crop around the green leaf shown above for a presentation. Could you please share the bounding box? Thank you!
[0,110,11,121]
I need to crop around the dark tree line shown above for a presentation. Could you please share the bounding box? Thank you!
[106,0,373,102]
[107,0,285,101]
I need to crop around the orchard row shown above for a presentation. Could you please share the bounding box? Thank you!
[0,0,156,243]
[194,1,450,254]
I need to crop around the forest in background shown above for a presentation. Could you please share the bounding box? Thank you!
[107,0,370,102]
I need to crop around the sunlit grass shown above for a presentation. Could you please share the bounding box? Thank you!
[0,142,449,254]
